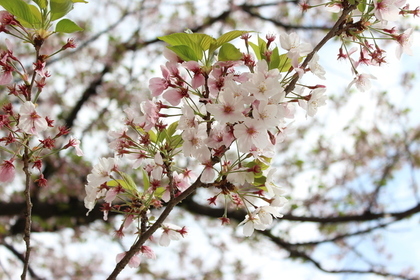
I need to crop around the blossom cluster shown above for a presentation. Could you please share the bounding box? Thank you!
[0,11,82,185]
[84,31,327,268]
[326,0,418,92]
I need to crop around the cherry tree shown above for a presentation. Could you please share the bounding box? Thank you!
[0,0,419,279]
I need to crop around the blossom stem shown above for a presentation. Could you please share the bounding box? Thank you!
[284,2,358,95]
[20,146,32,280]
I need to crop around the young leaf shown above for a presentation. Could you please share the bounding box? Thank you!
[218,43,243,61]
[50,0,74,21]
[33,0,48,9]
[141,169,150,190]
[268,47,280,70]
[215,30,250,48]
[167,45,200,61]
[55,18,83,33]
[166,121,179,138]
[158,33,195,47]
[0,0,37,26]
[278,53,293,72]
[189,33,215,51]
[248,42,262,60]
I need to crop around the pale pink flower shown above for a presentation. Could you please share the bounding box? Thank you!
[206,88,246,123]
[182,123,211,161]
[233,118,271,153]
[64,137,84,156]
[394,28,413,59]
[140,100,160,131]
[0,63,13,85]
[116,252,141,268]
[252,100,278,129]
[308,53,326,80]
[149,65,171,96]
[348,73,377,92]
[373,0,406,22]
[18,101,48,135]
[298,88,327,117]
[183,61,205,89]
[159,223,186,246]
[0,158,15,183]
[84,157,118,214]
[140,246,156,259]
[279,32,312,68]
[200,160,216,183]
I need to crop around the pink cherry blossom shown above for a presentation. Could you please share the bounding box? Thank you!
[279,32,312,68]
[347,73,377,92]
[0,158,15,183]
[206,88,246,123]
[18,101,48,135]
[159,223,186,246]
[116,252,141,268]
[298,88,327,117]
[373,0,406,22]
[394,28,413,59]
[233,118,271,153]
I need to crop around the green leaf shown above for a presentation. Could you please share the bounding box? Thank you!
[50,0,74,21]
[258,36,267,52]
[278,53,293,72]
[189,33,215,51]
[33,0,48,9]
[28,4,42,25]
[248,42,261,60]
[357,1,366,13]
[0,0,38,26]
[216,30,250,47]
[158,33,195,47]
[148,129,157,143]
[107,173,137,193]
[170,134,183,148]
[218,43,242,61]
[268,47,280,70]
[141,169,150,190]
[167,45,200,61]
[55,18,83,33]
[166,121,178,139]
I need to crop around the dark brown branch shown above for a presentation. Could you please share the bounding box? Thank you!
[106,176,203,279]
[240,3,331,32]
[2,196,420,234]
[284,2,358,95]
[261,230,417,280]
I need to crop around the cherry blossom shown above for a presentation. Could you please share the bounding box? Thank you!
[0,158,15,183]
[233,118,271,153]
[394,28,413,59]
[18,101,48,135]
[159,223,187,246]
[348,73,377,92]
[298,87,327,117]
[373,0,406,22]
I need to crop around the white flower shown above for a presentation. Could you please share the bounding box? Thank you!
[84,157,117,214]
[395,28,413,59]
[280,32,312,67]
[298,88,327,117]
[233,118,271,153]
[347,73,377,92]
[18,101,48,135]
[308,53,326,80]
[159,223,186,246]
[373,0,406,22]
